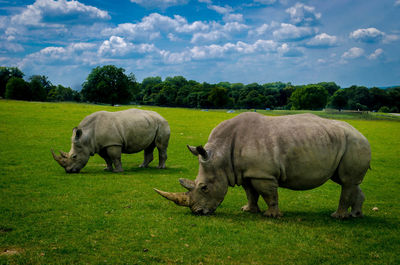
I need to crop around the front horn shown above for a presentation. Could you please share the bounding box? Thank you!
[51,149,67,167]
[154,189,191,207]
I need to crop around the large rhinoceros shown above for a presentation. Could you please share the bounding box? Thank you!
[155,112,371,219]
[52,108,170,173]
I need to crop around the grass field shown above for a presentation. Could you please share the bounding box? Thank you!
[1,99,399,264]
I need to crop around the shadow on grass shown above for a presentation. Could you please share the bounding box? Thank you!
[181,208,399,229]
[69,165,187,176]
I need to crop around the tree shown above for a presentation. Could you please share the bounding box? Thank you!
[81,65,133,106]
[0,67,24,98]
[329,89,347,110]
[48,85,80,102]
[208,86,230,108]
[345,85,371,110]
[369,87,389,111]
[5,77,30,100]
[317,82,340,96]
[127,73,140,102]
[290,85,328,110]
[29,75,51,101]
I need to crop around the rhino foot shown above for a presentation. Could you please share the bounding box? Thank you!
[331,211,351,219]
[113,168,124,173]
[264,209,282,218]
[241,204,260,213]
[104,167,113,172]
[350,211,364,218]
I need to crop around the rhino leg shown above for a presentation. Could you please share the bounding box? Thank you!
[241,179,260,213]
[157,147,167,169]
[155,129,169,169]
[251,179,282,218]
[106,146,123,173]
[99,148,113,171]
[350,185,365,217]
[332,184,364,219]
[140,142,155,168]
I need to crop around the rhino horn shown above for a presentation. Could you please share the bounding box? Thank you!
[179,178,195,191]
[154,188,191,207]
[51,149,67,168]
[59,150,69,158]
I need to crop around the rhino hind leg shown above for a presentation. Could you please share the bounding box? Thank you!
[140,142,155,168]
[157,147,167,169]
[332,184,365,219]
[241,179,260,213]
[155,129,169,169]
[251,179,282,218]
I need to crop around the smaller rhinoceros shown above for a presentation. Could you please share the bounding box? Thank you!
[155,112,371,219]
[52,108,170,173]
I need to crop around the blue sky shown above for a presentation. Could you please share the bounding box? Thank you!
[1,0,399,90]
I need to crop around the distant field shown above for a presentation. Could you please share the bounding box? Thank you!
[1,100,399,264]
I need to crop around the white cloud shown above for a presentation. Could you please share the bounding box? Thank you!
[99,36,157,57]
[190,22,248,43]
[286,3,321,26]
[368,48,383,60]
[103,13,210,41]
[223,13,244,22]
[190,39,278,60]
[273,23,316,41]
[254,0,277,4]
[206,4,243,23]
[278,43,304,57]
[11,0,110,26]
[306,33,338,48]
[0,42,25,53]
[251,24,269,36]
[395,0,400,6]
[350,28,385,43]
[341,47,364,59]
[208,4,233,14]
[130,0,188,9]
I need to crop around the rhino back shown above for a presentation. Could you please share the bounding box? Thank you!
[207,112,368,190]
[78,109,164,154]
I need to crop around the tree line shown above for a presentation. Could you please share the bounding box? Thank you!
[2,65,399,112]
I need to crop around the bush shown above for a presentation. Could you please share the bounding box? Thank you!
[378,106,390,113]
[5,77,30,100]
[290,85,328,110]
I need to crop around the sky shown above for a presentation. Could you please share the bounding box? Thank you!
[0,0,399,90]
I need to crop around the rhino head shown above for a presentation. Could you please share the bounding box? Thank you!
[51,127,91,173]
[155,145,228,215]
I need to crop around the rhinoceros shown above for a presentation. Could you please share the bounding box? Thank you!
[155,112,371,219]
[52,108,170,173]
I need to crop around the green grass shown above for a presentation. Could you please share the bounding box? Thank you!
[0,99,399,264]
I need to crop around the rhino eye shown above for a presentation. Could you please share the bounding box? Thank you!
[200,184,208,193]
[71,154,77,159]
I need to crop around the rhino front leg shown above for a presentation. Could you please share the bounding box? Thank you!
[251,178,282,218]
[99,148,113,171]
[241,179,260,213]
[106,146,123,173]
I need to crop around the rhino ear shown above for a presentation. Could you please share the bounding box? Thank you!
[196,146,208,160]
[74,128,83,140]
[179,178,195,191]
[187,145,199,156]
[187,145,208,160]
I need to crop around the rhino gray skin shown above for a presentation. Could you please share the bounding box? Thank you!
[155,112,371,219]
[52,108,170,173]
